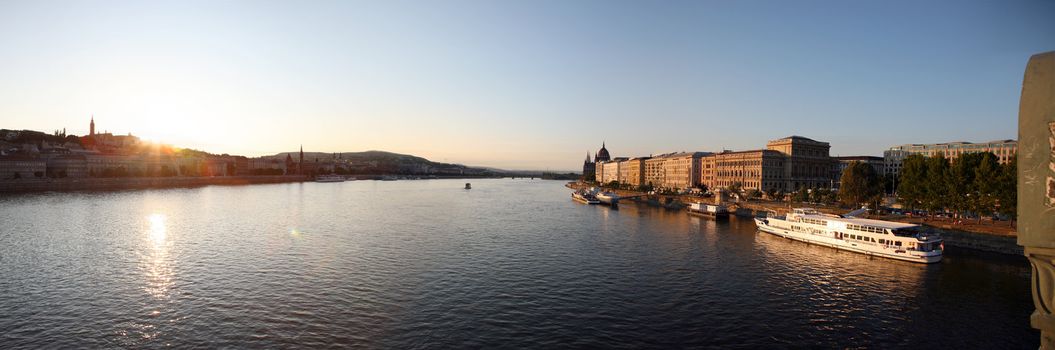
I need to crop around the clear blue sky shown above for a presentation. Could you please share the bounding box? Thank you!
[0,0,1051,170]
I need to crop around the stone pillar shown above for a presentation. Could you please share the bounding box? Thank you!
[1019,51,1055,349]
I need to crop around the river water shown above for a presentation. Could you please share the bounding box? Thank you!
[0,179,1037,348]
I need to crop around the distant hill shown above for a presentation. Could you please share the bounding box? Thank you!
[265,150,500,176]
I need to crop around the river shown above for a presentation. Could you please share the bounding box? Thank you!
[0,179,1037,348]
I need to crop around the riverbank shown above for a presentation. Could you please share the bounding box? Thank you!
[568,182,1023,256]
[0,175,310,193]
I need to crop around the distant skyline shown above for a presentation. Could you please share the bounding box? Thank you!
[1,1,1052,170]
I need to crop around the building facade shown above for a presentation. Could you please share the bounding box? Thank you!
[697,136,836,193]
[45,155,88,178]
[0,156,46,179]
[644,152,708,191]
[883,140,1017,177]
[599,159,624,185]
[619,157,649,188]
[765,136,836,190]
[702,149,787,192]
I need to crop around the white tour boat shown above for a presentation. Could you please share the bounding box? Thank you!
[754,208,943,264]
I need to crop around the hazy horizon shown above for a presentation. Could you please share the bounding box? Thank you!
[1,1,1052,170]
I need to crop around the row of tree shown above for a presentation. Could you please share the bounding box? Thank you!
[895,153,1016,222]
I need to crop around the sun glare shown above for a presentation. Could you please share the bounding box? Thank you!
[148,213,167,246]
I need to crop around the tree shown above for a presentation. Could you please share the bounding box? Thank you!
[727,182,743,194]
[996,155,1017,226]
[839,161,882,208]
[793,187,810,202]
[948,153,983,218]
[812,187,837,205]
[922,155,950,216]
[897,154,928,210]
[746,189,762,199]
[765,187,778,200]
[972,153,1001,223]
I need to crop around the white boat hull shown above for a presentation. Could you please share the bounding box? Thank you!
[754,218,942,264]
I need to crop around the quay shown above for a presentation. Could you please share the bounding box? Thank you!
[566,181,1023,256]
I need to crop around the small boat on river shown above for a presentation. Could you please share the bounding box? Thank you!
[315,174,345,183]
[687,202,729,220]
[591,188,620,206]
[572,189,600,205]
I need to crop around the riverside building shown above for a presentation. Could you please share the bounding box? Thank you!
[620,157,649,188]
[644,152,709,191]
[704,149,786,191]
[883,140,1017,177]
[599,158,627,185]
[699,136,836,193]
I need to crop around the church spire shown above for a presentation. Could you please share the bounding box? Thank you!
[89,114,95,136]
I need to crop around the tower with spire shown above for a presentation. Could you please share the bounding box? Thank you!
[89,115,95,136]
[299,145,304,174]
[582,151,596,182]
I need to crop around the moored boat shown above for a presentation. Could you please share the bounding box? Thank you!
[315,174,345,183]
[687,202,729,220]
[572,189,601,205]
[594,190,620,206]
[754,208,943,264]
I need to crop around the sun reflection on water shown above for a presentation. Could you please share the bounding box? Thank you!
[143,213,174,300]
[148,214,166,247]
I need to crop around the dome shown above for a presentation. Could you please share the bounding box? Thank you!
[595,142,611,162]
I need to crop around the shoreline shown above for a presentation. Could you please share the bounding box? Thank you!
[0,175,311,193]
[568,182,1023,256]
[0,175,520,194]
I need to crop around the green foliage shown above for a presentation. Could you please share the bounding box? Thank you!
[793,187,810,202]
[897,155,928,209]
[812,187,837,205]
[922,155,950,213]
[727,182,743,194]
[765,187,778,200]
[971,153,1001,220]
[895,152,1016,220]
[997,155,1017,222]
[746,189,762,199]
[838,161,882,207]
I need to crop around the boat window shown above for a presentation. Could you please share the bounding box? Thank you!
[895,241,902,246]
[892,227,921,237]
[879,239,886,244]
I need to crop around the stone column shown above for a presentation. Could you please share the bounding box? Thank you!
[1019,51,1055,349]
